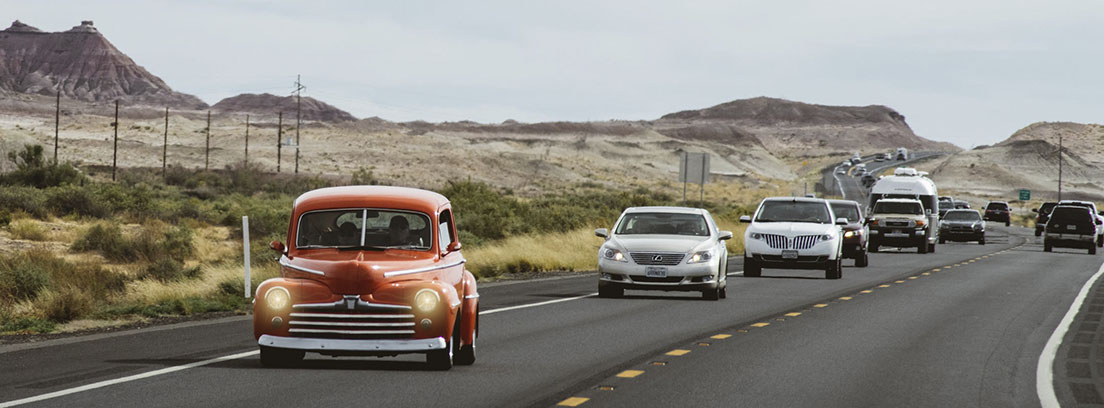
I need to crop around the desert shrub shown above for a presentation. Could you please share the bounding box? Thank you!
[0,144,85,188]
[0,316,57,334]
[71,222,136,262]
[9,219,48,241]
[50,262,129,299]
[0,252,53,300]
[0,210,10,227]
[141,258,201,282]
[46,185,111,218]
[72,222,194,263]
[38,285,93,323]
[0,186,48,218]
[350,167,378,185]
[439,180,528,246]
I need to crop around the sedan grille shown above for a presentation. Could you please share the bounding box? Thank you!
[630,252,686,265]
[288,297,415,339]
[758,234,821,250]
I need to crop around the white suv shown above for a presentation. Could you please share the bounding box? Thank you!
[740,197,846,279]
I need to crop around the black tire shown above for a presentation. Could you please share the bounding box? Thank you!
[939,237,946,244]
[719,286,727,299]
[455,316,476,366]
[426,324,456,370]
[1097,235,1103,248]
[1035,228,1042,237]
[743,257,762,277]
[855,250,869,267]
[259,346,304,368]
[1005,220,1010,227]
[929,242,936,253]
[918,241,928,254]
[1092,245,1098,255]
[598,285,623,298]
[869,241,879,253]
[1044,240,1052,252]
[702,288,720,300]
[825,258,842,279]
[979,237,985,245]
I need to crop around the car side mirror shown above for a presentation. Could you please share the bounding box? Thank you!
[835,218,849,226]
[594,228,609,238]
[269,241,286,254]
[447,241,462,252]
[1032,209,1038,213]
[1097,220,1102,226]
[739,215,752,223]
[718,231,733,241]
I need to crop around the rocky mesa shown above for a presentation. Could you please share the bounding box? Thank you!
[212,93,356,122]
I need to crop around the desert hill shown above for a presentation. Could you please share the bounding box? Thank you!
[212,93,356,122]
[0,20,206,109]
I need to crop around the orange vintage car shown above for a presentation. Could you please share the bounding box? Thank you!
[254,186,479,370]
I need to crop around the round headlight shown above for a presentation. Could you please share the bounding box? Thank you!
[265,287,290,310]
[415,289,440,313]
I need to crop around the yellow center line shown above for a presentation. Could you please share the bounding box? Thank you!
[598,386,615,391]
[559,397,590,406]
[785,312,802,317]
[751,322,771,327]
[908,276,918,280]
[878,284,891,288]
[895,280,905,283]
[860,290,873,294]
[813,304,828,308]
[932,268,941,272]
[617,370,645,378]
[666,349,691,356]
[839,296,853,300]
[921,272,930,276]
[711,334,732,339]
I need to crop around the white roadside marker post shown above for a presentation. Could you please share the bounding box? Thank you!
[242,216,251,298]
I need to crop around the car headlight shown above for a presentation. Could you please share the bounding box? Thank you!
[265,286,290,310]
[750,232,764,240]
[602,248,627,262]
[843,230,862,238]
[687,250,713,264]
[819,234,833,241]
[414,289,440,313]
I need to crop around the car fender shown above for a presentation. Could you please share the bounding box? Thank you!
[459,270,479,345]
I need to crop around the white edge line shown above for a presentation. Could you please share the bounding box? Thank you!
[0,350,259,408]
[478,293,597,315]
[1036,259,1104,408]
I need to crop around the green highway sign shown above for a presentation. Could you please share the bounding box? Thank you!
[1019,189,1030,201]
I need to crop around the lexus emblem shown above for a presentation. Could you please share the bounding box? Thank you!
[652,255,663,262]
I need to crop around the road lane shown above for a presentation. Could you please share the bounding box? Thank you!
[2,227,1028,407]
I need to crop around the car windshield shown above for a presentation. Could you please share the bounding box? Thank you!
[755,201,831,224]
[615,212,709,236]
[296,209,432,250]
[830,203,860,222]
[873,201,923,215]
[943,211,980,221]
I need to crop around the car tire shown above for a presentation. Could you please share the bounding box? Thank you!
[1044,240,1052,252]
[743,257,762,277]
[1097,235,1103,248]
[702,288,720,301]
[259,346,304,368]
[929,242,936,253]
[1092,245,1098,255]
[1005,220,1010,227]
[1035,228,1042,237]
[855,250,869,267]
[869,241,879,253]
[455,317,476,366]
[939,237,946,244]
[825,258,842,279]
[598,285,623,298]
[918,241,928,254]
[719,286,727,299]
[427,325,457,370]
[979,237,985,245]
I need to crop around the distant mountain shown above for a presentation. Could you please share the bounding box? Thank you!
[212,93,356,122]
[0,20,207,109]
[658,97,959,155]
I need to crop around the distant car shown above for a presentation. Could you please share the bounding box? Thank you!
[874,153,888,162]
[835,167,847,175]
[861,174,877,188]
[937,196,955,218]
[896,147,908,160]
[1057,200,1104,247]
[866,198,930,253]
[852,152,862,163]
[829,199,869,267]
[939,209,985,244]
[741,197,846,279]
[1044,205,1098,254]
[854,168,867,177]
[954,200,971,209]
[1033,202,1058,237]
[983,201,1012,226]
[595,207,732,300]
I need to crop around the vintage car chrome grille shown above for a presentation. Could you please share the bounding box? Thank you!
[791,235,822,250]
[760,234,788,249]
[630,252,686,266]
[288,296,415,339]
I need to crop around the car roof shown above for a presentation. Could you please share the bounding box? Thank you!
[623,206,707,215]
[761,196,827,204]
[827,199,860,207]
[945,209,979,214]
[875,198,922,203]
[293,186,450,215]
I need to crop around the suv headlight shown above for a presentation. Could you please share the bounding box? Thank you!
[843,230,862,238]
[602,248,627,262]
[749,232,764,240]
[819,234,833,241]
[687,250,713,264]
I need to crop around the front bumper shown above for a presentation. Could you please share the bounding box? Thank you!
[258,334,446,355]
[598,259,720,291]
[869,228,927,247]
[940,229,983,241]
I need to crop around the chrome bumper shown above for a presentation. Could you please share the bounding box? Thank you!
[258,334,446,352]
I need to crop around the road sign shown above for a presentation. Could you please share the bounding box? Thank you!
[679,152,710,184]
[1019,189,1030,201]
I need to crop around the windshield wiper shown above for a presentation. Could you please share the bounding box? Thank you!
[336,245,389,251]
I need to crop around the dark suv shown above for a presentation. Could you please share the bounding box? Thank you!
[829,199,869,267]
[983,201,1011,226]
[1032,202,1058,237]
[1045,206,1098,254]
[938,196,955,218]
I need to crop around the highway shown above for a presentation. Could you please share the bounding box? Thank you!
[2,225,1104,407]
[831,153,940,203]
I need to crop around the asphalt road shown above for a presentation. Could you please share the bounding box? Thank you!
[832,153,940,203]
[3,225,1103,407]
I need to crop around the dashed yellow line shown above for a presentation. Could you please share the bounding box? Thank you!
[908,276,918,280]
[785,312,802,317]
[921,272,930,276]
[711,334,732,339]
[559,397,590,406]
[616,370,644,378]
[813,304,828,308]
[666,349,691,356]
[598,386,615,391]
[878,284,891,288]
[860,290,873,294]
[839,296,853,300]
[895,280,905,283]
[932,268,941,272]
[751,322,771,327]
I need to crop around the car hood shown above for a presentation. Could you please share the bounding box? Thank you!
[281,250,440,295]
[748,222,834,236]
[608,235,711,253]
[941,220,981,227]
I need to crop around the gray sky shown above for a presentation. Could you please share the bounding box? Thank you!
[7,0,1103,148]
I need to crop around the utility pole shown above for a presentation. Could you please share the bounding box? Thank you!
[1058,133,1064,201]
[244,114,250,165]
[54,84,60,165]
[277,112,283,173]
[162,107,168,179]
[204,110,211,171]
[111,100,119,181]
[294,74,304,174]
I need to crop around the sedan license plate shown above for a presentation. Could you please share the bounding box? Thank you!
[645,266,667,278]
[781,250,799,259]
[1068,225,1077,230]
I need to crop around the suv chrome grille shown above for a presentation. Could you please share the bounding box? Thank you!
[759,234,821,249]
[791,235,822,250]
[630,252,686,265]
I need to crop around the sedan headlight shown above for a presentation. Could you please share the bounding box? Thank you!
[687,250,713,264]
[265,287,290,310]
[602,248,627,262]
[414,289,440,313]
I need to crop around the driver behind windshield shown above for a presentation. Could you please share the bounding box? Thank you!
[388,216,417,246]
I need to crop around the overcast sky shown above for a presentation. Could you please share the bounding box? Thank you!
[7,0,1103,147]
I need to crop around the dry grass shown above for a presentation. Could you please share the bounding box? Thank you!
[9,219,47,241]
[464,228,601,278]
